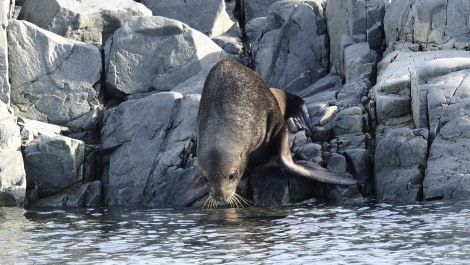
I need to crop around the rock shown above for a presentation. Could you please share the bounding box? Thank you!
[101,92,200,207]
[243,0,281,22]
[374,127,428,202]
[7,19,103,134]
[343,148,371,183]
[141,0,235,37]
[104,16,227,98]
[412,58,470,138]
[17,0,151,44]
[0,100,26,206]
[27,180,102,207]
[325,0,386,75]
[373,50,470,133]
[337,76,371,109]
[0,0,12,104]
[384,0,470,51]
[424,117,470,200]
[252,0,329,93]
[344,42,376,82]
[333,107,363,136]
[23,135,85,198]
[170,63,215,95]
[0,149,26,206]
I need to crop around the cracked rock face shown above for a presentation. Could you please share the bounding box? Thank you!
[141,0,235,38]
[252,0,329,93]
[104,16,227,97]
[17,0,152,44]
[373,49,470,202]
[7,19,102,129]
[101,92,200,207]
[424,117,470,200]
[385,0,470,51]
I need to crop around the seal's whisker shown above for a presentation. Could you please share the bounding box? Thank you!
[227,195,240,208]
[233,194,245,208]
[201,195,211,209]
[233,193,253,207]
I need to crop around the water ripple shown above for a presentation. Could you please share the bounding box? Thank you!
[0,201,469,264]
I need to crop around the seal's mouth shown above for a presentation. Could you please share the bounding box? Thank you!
[200,192,252,209]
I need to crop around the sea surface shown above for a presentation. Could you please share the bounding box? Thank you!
[1,200,469,264]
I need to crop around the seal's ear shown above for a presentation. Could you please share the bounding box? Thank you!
[276,127,357,186]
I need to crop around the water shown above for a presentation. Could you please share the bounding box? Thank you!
[1,201,469,265]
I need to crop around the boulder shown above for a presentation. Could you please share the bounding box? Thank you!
[375,128,428,202]
[373,50,470,132]
[26,180,102,207]
[333,107,363,136]
[17,0,152,44]
[141,0,235,38]
[104,16,227,98]
[0,149,26,206]
[344,42,376,82]
[424,117,470,200]
[252,0,329,93]
[0,0,12,104]
[101,92,201,207]
[0,101,26,206]
[325,0,386,76]
[7,19,103,135]
[384,0,470,51]
[23,135,85,198]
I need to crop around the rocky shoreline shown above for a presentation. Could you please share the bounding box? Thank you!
[1,0,469,207]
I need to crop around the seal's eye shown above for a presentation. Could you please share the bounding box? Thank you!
[228,171,238,181]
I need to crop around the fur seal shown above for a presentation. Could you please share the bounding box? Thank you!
[196,59,356,206]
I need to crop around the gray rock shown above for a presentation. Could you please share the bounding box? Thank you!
[252,0,329,93]
[385,0,470,51]
[7,19,102,131]
[243,0,282,22]
[344,42,375,82]
[27,180,102,207]
[101,92,200,207]
[0,117,21,150]
[24,135,85,198]
[18,0,152,44]
[343,148,370,183]
[171,63,215,95]
[337,76,371,109]
[17,117,69,147]
[424,117,470,200]
[325,0,385,75]
[375,127,428,202]
[412,58,470,138]
[333,107,363,136]
[141,0,235,37]
[104,16,226,97]
[0,100,26,206]
[373,50,470,131]
[0,0,12,104]
[0,149,26,206]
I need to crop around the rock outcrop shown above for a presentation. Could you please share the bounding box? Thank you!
[17,0,152,44]
[1,0,470,207]
[104,16,227,99]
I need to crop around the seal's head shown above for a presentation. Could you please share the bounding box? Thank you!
[197,147,247,203]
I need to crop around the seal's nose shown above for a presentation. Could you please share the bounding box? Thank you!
[214,195,225,202]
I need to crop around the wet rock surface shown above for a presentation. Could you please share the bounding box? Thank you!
[1,0,470,207]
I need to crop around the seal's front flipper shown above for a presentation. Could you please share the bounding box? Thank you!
[269,88,312,137]
[277,127,356,185]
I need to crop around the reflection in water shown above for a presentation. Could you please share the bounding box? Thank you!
[1,201,470,264]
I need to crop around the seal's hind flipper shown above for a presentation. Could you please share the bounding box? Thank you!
[277,127,356,185]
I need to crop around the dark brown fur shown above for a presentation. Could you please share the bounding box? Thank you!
[196,59,356,203]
